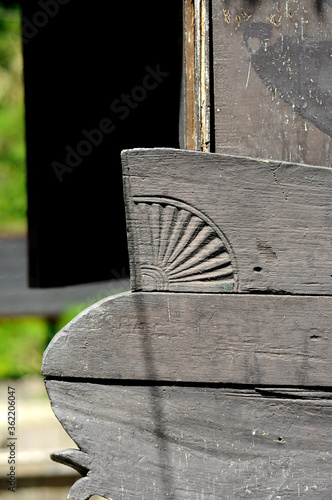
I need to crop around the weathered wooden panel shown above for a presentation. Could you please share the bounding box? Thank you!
[44,143,332,497]
[42,291,332,387]
[122,148,332,295]
[212,0,332,166]
[46,380,332,499]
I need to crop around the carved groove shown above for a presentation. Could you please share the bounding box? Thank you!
[51,448,91,476]
[133,197,237,293]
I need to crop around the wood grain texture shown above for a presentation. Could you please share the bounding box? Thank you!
[42,291,332,387]
[122,148,332,295]
[211,0,332,167]
[181,0,211,152]
[46,380,332,499]
[199,0,211,152]
[182,0,197,151]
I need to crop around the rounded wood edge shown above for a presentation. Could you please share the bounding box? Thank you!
[41,291,133,377]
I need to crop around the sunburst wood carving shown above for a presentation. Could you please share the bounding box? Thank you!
[131,197,237,293]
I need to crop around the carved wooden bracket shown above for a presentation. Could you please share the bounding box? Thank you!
[130,196,237,293]
[42,148,332,499]
[123,148,332,296]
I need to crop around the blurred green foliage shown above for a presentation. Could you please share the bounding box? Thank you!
[0,5,26,234]
[0,294,114,378]
[0,317,48,378]
[0,8,122,378]
[0,308,85,378]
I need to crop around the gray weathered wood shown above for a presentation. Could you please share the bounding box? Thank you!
[212,0,332,166]
[43,146,332,498]
[122,148,332,295]
[42,2,332,496]
[43,3,332,497]
[43,144,332,498]
[46,380,332,500]
[42,291,332,387]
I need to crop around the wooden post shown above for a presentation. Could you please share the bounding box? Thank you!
[182,0,211,151]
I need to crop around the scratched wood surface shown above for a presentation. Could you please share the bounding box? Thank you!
[122,148,332,295]
[46,380,332,500]
[42,291,332,387]
[211,0,332,166]
[42,4,332,497]
[43,146,332,498]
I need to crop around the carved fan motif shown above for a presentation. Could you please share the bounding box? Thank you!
[132,197,237,293]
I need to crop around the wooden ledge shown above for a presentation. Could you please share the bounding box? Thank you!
[43,291,332,387]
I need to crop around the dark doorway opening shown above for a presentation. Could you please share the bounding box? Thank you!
[23,0,183,287]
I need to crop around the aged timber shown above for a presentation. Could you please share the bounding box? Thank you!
[42,291,332,387]
[212,0,332,166]
[46,380,332,499]
[122,148,332,295]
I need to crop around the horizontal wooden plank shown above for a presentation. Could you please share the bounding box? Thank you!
[43,291,332,387]
[122,148,332,295]
[46,380,332,499]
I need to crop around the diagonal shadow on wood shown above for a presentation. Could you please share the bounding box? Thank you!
[132,292,176,499]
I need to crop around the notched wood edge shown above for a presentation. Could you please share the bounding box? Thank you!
[255,387,332,400]
[45,377,332,398]
[50,448,91,476]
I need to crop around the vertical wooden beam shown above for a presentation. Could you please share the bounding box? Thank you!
[199,0,211,152]
[182,0,197,150]
[181,0,211,151]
